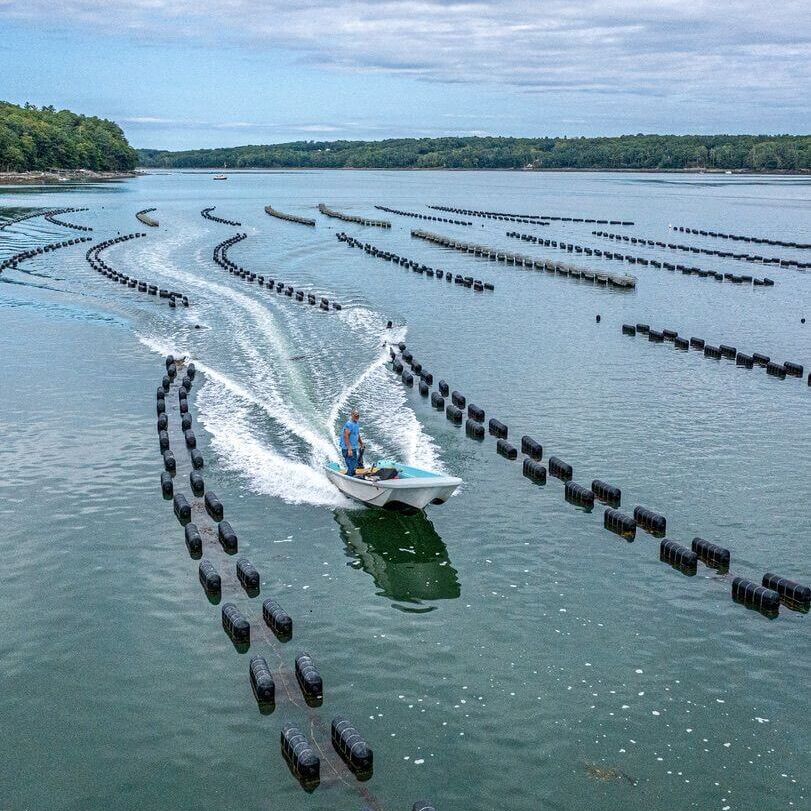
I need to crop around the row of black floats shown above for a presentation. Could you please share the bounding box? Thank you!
[392,343,809,618]
[622,324,807,386]
[506,230,773,286]
[670,224,811,251]
[0,236,93,274]
[45,210,93,231]
[85,233,189,306]
[595,229,802,271]
[428,203,633,225]
[136,207,159,227]
[0,206,87,230]
[410,228,637,289]
[374,204,472,226]
[336,231,494,292]
[201,206,242,226]
[264,205,316,227]
[317,202,390,228]
[156,356,383,795]
[212,232,342,311]
[391,342,545,482]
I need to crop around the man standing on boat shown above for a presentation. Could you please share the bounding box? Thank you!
[340,409,364,476]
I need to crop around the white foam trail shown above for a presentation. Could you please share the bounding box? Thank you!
[134,233,445,505]
[196,377,350,506]
[330,309,444,471]
[137,334,350,506]
[354,364,444,472]
[136,333,337,461]
[136,237,338,455]
[328,307,403,427]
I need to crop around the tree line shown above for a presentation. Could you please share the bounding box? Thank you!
[137,134,811,172]
[0,101,138,172]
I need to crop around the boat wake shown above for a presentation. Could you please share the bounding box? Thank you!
[134,228,443,507]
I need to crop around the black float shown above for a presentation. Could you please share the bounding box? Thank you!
[488,418,508,439]
[160,471,173,497]
[548,456,573,481]
[468,404,485,422]
[249,655,276,704]
[761,573,810,610]
[184,523,202,556]
[221,602,250,642]
[201,206,241,227]
[190,471,205,496]
[496,439,517,459]
[218,520,238,554]
[521,436,543,460]
[281,723,320,783]
[691,537,730,570]
[198,559,221,596]
[331,716,374,775]
[604,508,636,540]
[633,506,667,535]
[659,539,698,575]
[522,458,547,484]
[591,479,621,506]
[236,558,260,592]
[446,404,463,424]
[295,652,323,701]
[465,419,485,440]
[564,481,594,507]
[262,598,293,639]
[731,577,779,616]
[205,491,224,521]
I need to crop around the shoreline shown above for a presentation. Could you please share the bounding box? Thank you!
[0,169,141,186]
[137,166,811,176]
[3,167,808,181]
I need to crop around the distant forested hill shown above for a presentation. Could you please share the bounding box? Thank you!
[0,101,137,171]
[137,134,810,172]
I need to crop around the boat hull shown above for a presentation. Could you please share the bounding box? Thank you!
[325,466,460,511]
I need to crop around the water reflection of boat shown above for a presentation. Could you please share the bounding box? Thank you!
[334,509,460,608]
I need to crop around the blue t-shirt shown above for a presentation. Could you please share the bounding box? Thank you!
[340,419,360,450]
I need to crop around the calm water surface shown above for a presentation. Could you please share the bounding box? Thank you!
[1,171,809,810]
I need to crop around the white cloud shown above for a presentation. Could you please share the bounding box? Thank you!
[3,1,810,112]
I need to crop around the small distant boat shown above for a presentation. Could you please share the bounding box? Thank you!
[213,174,227,180]
[325,459,461,511]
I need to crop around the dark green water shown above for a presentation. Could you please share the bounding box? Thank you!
[0,171,808,811]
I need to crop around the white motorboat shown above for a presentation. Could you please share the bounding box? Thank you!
[325,459,461,511]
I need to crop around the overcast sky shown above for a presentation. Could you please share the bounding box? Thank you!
[1,0,809,150]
